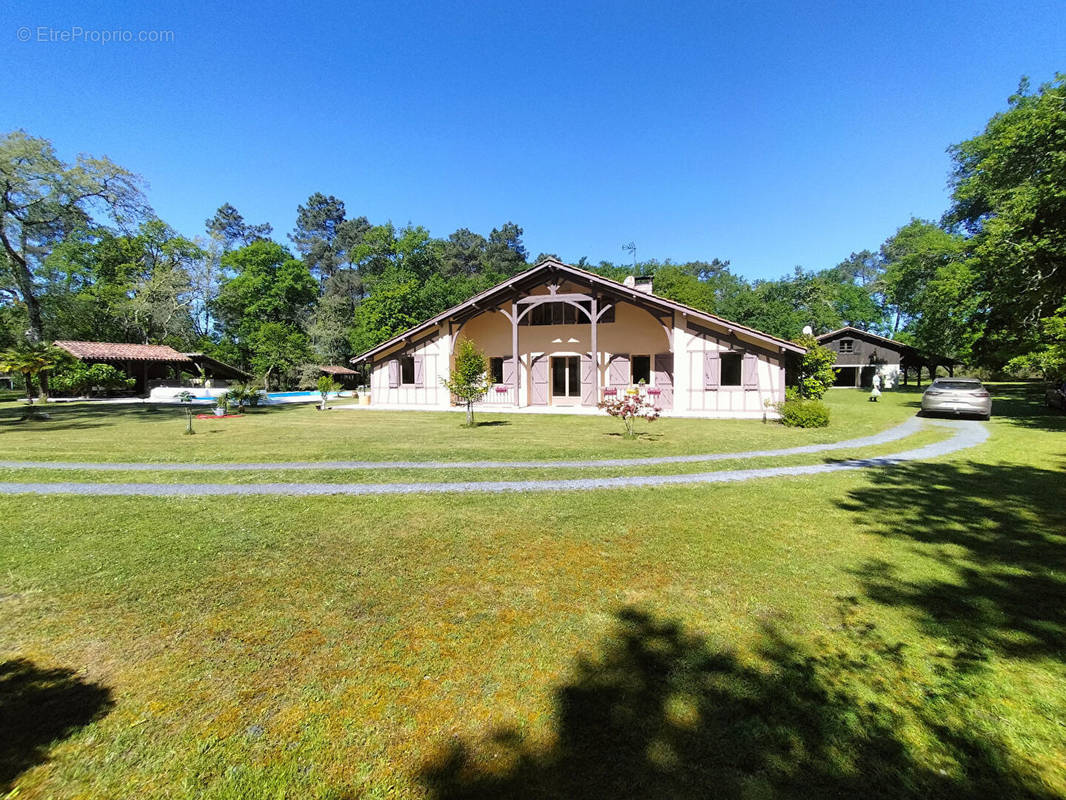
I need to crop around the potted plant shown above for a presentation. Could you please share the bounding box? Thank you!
[214,392,229,416]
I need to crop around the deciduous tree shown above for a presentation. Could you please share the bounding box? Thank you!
[0,130,149,343]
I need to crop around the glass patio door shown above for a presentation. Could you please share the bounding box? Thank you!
[551,356,581,400]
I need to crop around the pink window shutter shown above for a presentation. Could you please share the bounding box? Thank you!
[388,359,400,388]
[609,354,629,386]
[413,355,424,387]
[704,351,720,389]
[743,353,758,389]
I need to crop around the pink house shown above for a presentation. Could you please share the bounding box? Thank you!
[351,259,805,418]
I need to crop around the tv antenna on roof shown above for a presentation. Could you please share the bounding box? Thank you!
[622,241,637,272]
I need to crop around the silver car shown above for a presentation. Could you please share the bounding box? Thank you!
[920,378,992,420]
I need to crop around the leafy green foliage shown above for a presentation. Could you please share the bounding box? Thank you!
[1006,303,1066,381]
[249,322,311,390]
[792,334,838,399]
[946,74,1066,365]
[214,242,317,341]
[0,130,149,343]
[441,338,491,427]
[316,375,340,409]
[0,342,65,402]
[50,362,135,396]
[777,397,831,427]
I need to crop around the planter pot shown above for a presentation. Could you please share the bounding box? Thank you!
[360,394,371,406]
[213,407,225,417]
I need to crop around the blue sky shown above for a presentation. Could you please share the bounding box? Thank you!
[2,0,1062,279]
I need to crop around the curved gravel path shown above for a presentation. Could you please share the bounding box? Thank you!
[0,416,926,472]
[0,420,987,496]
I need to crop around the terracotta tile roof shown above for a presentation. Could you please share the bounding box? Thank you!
[319,364,359,375]
[53,341,193,363]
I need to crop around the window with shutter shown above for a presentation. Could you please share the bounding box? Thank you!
[400,356,415,385]
[720,353,743,386]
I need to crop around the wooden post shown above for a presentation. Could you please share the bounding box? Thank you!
[590,295,598,400]
[511,298,520,407]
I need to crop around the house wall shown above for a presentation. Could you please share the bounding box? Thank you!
[369,328,451,406]
[366,279,790,417]
[673,318,785,418]
[459,283,671,406]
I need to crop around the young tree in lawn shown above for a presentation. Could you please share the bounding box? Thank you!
[0,130,149,344]
[441,338,491,427]
[316,375,340,411]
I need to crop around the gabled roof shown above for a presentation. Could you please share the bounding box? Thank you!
[54,341,193,363]
[815,326,919,352]
[319,364,359,376]
[184,353,252,380]
[352,258,806,363]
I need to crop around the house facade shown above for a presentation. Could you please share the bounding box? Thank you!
[351,259,805,418]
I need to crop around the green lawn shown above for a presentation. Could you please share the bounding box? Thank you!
[1,384,1064,799]
[0,387,917,463]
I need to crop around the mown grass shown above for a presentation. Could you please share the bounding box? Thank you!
[0,384,1063,799]
[0,426,953,484]
[0,388,917,463]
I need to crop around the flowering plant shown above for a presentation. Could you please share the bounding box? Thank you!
[598,393,661,439]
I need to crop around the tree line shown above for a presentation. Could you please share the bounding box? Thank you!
[2,73,1063,388]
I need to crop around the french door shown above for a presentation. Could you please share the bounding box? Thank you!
[551,356,581,402]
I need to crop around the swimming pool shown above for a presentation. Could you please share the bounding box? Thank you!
[192,390,350,403]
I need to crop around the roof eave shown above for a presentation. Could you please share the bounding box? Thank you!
[351,259,806,362]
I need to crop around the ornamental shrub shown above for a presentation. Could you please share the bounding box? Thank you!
[778,397,831,428]
[50,362,135,396]
[598,392,661,439]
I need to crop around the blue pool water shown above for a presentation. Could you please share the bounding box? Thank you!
[192,390,347,401]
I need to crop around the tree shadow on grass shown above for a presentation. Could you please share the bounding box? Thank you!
[0,658,114,790]
[986,382,1066,433]
[419,605,1051,800]
[840,459,1066,663]
[0,400,133,432]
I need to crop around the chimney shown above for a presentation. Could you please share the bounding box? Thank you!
[634,276,654,294]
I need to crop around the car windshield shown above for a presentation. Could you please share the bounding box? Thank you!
[932,381,983,390]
